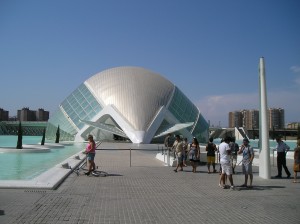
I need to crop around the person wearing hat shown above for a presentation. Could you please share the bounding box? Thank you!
[275,136,291,178]
[238,138,254,188]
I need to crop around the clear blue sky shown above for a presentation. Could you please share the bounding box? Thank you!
[1,0,299,127]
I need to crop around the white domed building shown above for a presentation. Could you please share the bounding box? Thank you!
[46,67,209,143]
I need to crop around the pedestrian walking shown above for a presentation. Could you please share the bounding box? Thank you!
[172,135,184,172]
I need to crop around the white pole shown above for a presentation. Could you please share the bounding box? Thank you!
[259,57,271,179]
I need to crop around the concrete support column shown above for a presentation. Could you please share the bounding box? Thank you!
[259,57,271,179]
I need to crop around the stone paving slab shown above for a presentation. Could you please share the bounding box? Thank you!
[0,148,300,224]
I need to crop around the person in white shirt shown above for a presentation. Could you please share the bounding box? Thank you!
[218,136,234,189]
[172,135,184,172]
[275,136,291,178]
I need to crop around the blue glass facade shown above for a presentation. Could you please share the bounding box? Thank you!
[46,84,102,141]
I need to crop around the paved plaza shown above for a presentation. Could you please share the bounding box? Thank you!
[0,146,299,224]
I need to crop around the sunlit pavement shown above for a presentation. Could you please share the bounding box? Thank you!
[0,146,299,224]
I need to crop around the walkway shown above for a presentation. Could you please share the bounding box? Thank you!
[0,147,299,224]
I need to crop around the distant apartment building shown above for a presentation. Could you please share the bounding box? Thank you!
[287,122,300,129]
[0,108,9,121]
[242,109,259,129]
[228,111,243,128]
[229,108,284,129]
[269,108,285,129]
[36,108,50,121]
[17,107,49,121]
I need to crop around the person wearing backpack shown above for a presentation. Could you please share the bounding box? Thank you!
[238,138,254,188]
[206,137,217,173]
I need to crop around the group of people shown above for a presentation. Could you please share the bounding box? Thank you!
[166,133,300,187]
[86,133,300,184]
[218,137,254,189]
[165,134,254,189]
[165,134,201,173]
[275,136,300,183]
[166,134,255,190]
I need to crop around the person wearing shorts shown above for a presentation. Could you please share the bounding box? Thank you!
[206,137,217,173]
[85,134,96,176]
[218,136,234,189]
[188,137,200,173]
[172,135,184,172]
[238,138,254,188]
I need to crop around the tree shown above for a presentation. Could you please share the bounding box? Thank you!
[16,121,23,149]
[41,128,46,145]
[55,125,60,143]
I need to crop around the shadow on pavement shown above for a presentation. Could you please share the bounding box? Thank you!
[237,185,286,191]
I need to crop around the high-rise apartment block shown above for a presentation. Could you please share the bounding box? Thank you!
[229,108,284,129]
[242,109,259,129]
[228,111,243,128]
[17,107,49,121]
[0,108,9,121]
[268,108,284,129]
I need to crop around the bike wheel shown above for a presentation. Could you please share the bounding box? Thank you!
[91,170,108,177]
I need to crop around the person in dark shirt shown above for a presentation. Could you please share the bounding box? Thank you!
[229,137,239,174]
[206,137,217,173]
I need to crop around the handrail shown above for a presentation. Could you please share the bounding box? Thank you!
[96,141,102,149]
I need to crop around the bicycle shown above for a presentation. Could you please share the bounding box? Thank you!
[73,156,108,177]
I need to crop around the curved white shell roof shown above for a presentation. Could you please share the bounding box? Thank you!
[85,67,174,131]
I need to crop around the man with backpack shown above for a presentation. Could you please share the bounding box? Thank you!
[238,138,254,188]
[206,137,217,173]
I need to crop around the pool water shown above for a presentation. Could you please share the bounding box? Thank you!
[0,136,84,180]
[212,138,297,150]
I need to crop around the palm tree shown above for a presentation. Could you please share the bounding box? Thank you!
[16,121,23,149]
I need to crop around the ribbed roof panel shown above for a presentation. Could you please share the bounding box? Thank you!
[86,67,174,130]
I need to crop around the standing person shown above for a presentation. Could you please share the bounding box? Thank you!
[84,134,96,176]
[188,137,200,173]
[164,133,172,150]
[217,139,224,174]
[293,138,300,183]
[206,137,217,173]
[238,138,254,188]
[172,135,184,172]
[229,137,239,174]
[218,136,234,189]
[182,138,189,167]
[275,136,291,178]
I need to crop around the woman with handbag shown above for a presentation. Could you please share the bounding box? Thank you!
[188,137,200,173]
